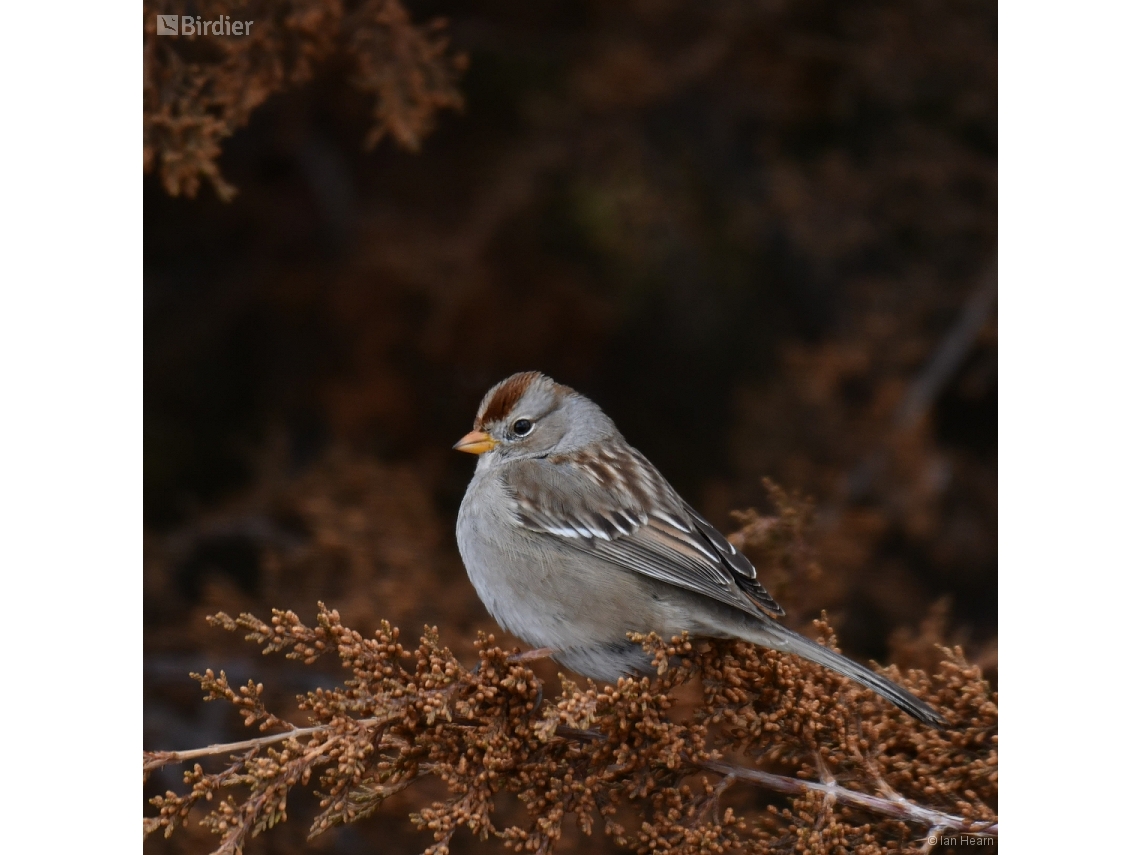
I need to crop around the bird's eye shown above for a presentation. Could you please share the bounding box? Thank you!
[512,418,534,437]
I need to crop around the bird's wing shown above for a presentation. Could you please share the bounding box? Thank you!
[500,448,785,618]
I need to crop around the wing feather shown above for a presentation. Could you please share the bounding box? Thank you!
[501,449,784,618]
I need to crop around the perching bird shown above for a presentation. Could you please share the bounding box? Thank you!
[454,371,944,726]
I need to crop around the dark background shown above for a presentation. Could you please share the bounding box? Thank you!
[144,1,996,851]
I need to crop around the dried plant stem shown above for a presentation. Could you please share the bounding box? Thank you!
[698,759,997,838]
[143,718,380,772]
[839,258,998,505]
[550,725,997,838]
[147,717,996,839]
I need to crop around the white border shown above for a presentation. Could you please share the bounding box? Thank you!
[0,3,140,847]
[1001,0,1140,850]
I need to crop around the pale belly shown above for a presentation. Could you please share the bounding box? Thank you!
[456,472,695,681]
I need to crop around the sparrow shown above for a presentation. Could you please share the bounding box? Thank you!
[454,371,944,726]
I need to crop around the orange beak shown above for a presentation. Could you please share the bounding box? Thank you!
[453,429,498,455]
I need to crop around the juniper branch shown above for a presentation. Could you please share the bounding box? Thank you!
[144,609,997,854]
[143,718,381,773]
[698,758,998,837]
[546,724,997,838]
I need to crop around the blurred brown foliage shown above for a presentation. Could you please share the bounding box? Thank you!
[143,0,465,199]
[145,1,996,852]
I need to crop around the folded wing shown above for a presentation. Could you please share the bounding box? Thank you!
[502,447,784,619]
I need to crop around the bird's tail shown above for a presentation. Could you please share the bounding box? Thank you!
[741,620,946,728]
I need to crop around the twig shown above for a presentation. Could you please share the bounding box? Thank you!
[893,261,998,431]
[547,725,997,838]
[920,824,948,854]
[697,758,997,837]
[145,717,998,847]
[839,260,998,505]
[555,724,604,741]
[143,718,381,772]
[508,647,556,662]
[695,769,737,825]
[144,655,537,775]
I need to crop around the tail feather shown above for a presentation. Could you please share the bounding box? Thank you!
[748,622,946,728]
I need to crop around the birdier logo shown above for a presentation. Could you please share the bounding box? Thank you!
[155,15,254,36]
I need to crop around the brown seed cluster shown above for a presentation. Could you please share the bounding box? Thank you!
[144,605,996,855]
